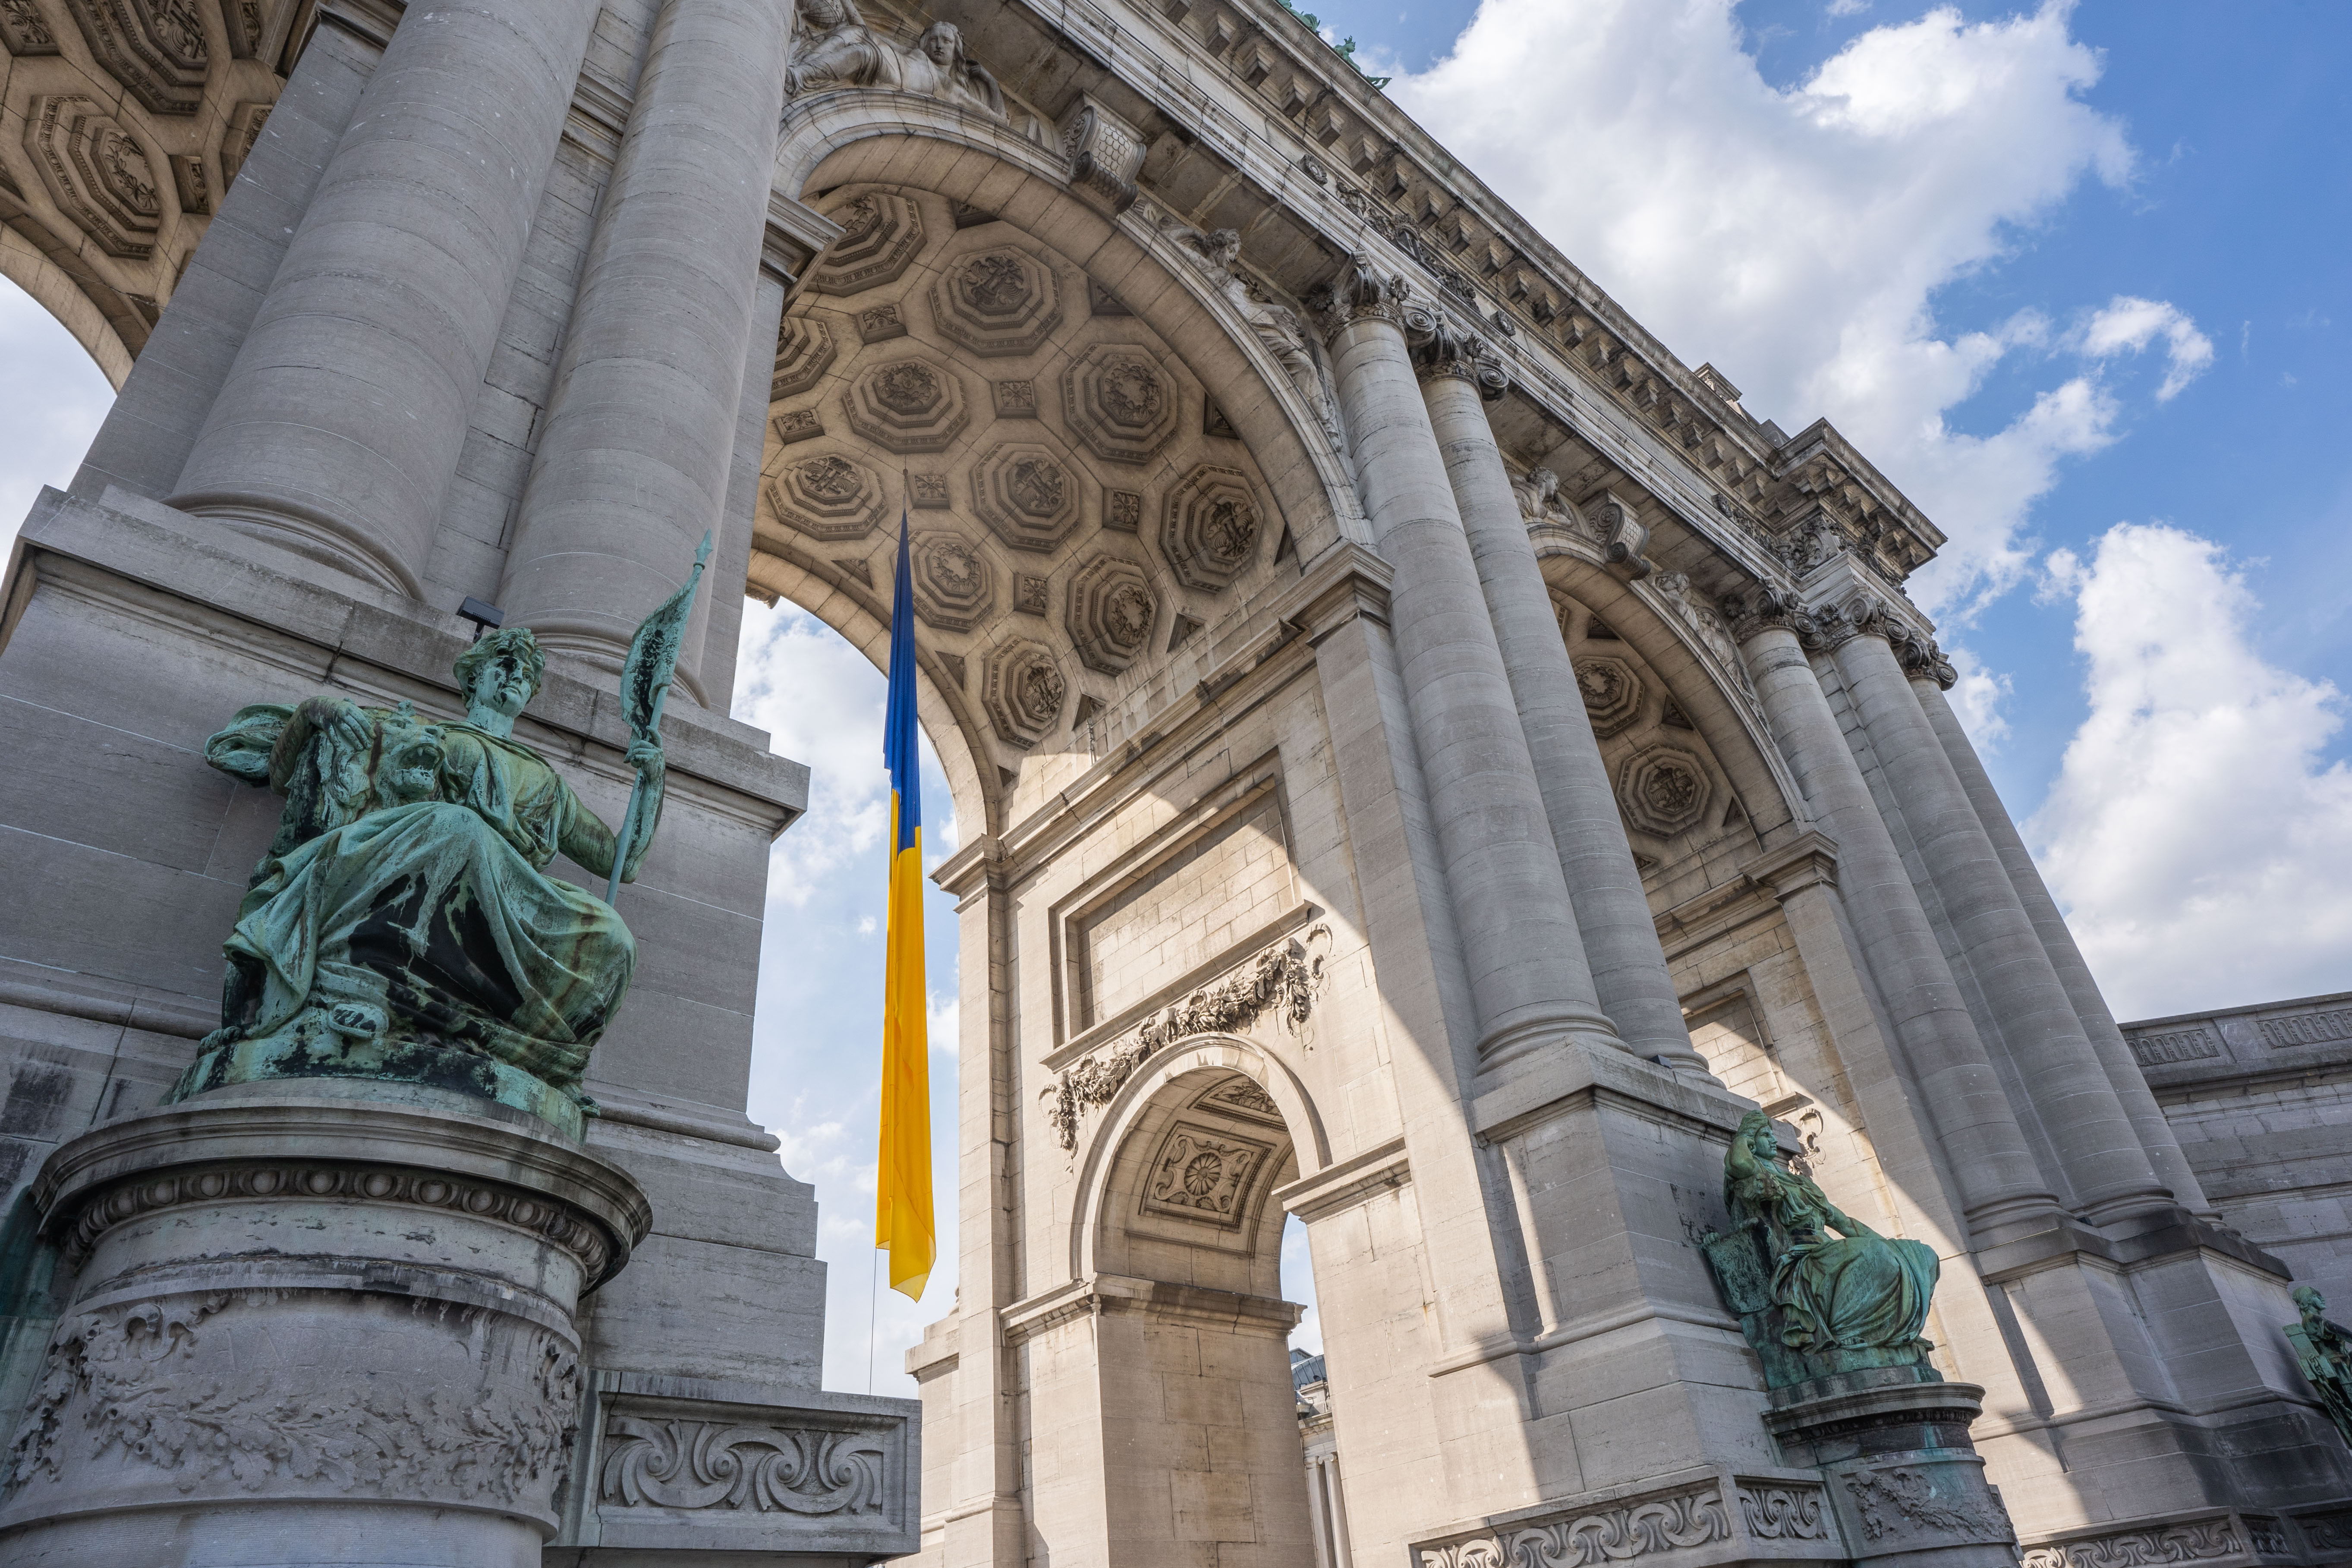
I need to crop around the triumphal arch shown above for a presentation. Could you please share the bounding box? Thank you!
[2,0,2349,1561]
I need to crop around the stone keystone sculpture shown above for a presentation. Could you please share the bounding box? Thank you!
[2287,1285,2352,1448]
[170,625,665,1137]
[1701,1109,1941,1389]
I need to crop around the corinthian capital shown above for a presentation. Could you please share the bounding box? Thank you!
[1719,586,1813,645]
[1405,306,1509,400]
[1304,253,1410,340]
[1813,596,1897,651]
[1892,628,1958,688]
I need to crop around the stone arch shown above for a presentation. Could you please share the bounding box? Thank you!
[754,98,1363,842]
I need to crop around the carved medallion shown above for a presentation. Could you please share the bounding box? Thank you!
[24,94,161,258]
[982,638,1065,748]
[62,0,209,115]
[1062,343,1180,465]
[908,530,994,632]
[970,440,1081,553]
[1160,465,1263,592]
[807,189,925,297]
[843,355,970,453]
[1067,554,1156,675]
[766,450,885,542]
[1616,745,1712,838]
[1141,1122,1274,1228]
[929,244,1061,357]
[771,315,838,401]
[1571,653,1644,739]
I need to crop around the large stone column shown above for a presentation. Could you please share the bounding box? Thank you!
[170,0,604,596]
[1308,257,1622,1064]
[1412,315,1705,1077]
[1824,601,2174,1225]
[0,1083,649,1566]
[1903,645,2213,1215]
[496,0,791,696]
[1727,592,2058,1239]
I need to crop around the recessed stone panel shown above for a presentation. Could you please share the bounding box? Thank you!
[971,440,1081,554]
[910,530,994,633]
[807,189,925,297]
[1140,1121,1275,1229]
[771,316,838,401]
[983,637,1067,749]
[1159,465,1263,592]
[766,450,885,542]
[1067,554,1156,674]
[24,94,160,259]
[1573,654,1644,740]
[1062,343,1180,465]
[1617,745,1712,838]
[63,0,208,116]
[843,356,970,453]
[929,245,1062,358]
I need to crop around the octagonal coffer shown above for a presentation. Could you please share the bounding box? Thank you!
[910,530,996,633]
[1159,466,1265,592]
[807,189,926,297]
[766,450,886,542]
[1063,343,1181,466]
[1068,555,1158,674]
[772,315,838,401]
[983,638,1067,749]
[844,356,971,453]
[930,245,1062,358]
[971,440,1082,554]
[1572,654,1644,740]
[1617,744,1713,838]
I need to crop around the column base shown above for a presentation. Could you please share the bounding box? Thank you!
[1766,1369,2018,1568]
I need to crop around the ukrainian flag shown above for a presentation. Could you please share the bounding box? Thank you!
[878,505,934,1299]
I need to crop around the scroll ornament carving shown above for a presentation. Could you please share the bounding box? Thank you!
[2018,1519,2244,1568]
[1814,597,1898,652]
[26,94,161,259]
[64,0,209,115]
[1172,224,1347,454]
[1417,1484,1731,1568]
[981,638,1065,749]
[1304,252,1410,340]
[7,1295,582,1505]
[1405,308,1508,401]
[1718,586,1814,646]
[1843,1463,2011,1544]
[1736,1483,1829,1541]
[600,1417,887,1514]
[1890,626,1958,690]
[784,0,1004,120]
[1042,927,1329,1152]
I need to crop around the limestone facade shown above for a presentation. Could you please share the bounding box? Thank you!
[0,0,2345,1564]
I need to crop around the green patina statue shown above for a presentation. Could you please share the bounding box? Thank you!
[170,627,664,1137]
[1701,1109,1943,1389]
[2287,1286,2352,1448]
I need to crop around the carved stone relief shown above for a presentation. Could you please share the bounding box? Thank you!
[806,189,924,297]
[1617,746,1711,838]
[24,94,161,258]
[63,0,209,115]
[843,355,969,453]
[218,100,267,185]
[772,408,824,446]
[601,1417,888,1514]
[1838,1462,2012,1546]
[1735,1484,1830,1541]
[971,439,1080,553]
[929,244,1061,357]
[982,637,1065,749]
[1141,1122,1273,1228]
[217,0,264,57]
[1067,554,1156,674]
[909,530,994,632]
[772,316,839,401]
[767,450,885,542]
[1104,489,1143,533]
[1062,343,1180,465]
[1572,653,1644,739]
[1415,1483,1731,1568]
[1161,464,1262,592]
[1194,1075,1285,1125]
[855,301,905,343]
[0,0,60,54]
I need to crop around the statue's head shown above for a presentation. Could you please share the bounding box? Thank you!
[1206,229,1243,269]
[2296,1285,2327,1317]
[454,627,547,722]
[1737,1109,1778,1160]
[917,21,962,65]
[799,0,850,26]
[1529,466,1559,500]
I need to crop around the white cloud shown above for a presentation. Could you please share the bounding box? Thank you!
[2073,294,2214,400]
[733,600,892,907]
[0,277,114,555]
[1386,0,2193,613]
[2030,523,2352,1018]
[1941,642,2012,748]
[1827,0,1872,16]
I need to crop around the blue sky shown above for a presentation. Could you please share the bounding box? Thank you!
[3,0,2345,1398]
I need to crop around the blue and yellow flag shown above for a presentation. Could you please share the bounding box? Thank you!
[878,507,934,1299]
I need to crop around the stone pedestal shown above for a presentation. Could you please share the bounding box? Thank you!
[1765,1368,2018,1568]
[0,1081,650,1567]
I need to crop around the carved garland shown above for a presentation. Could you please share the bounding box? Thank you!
[600,1417,888,1514]
[1042,927,1328,1152]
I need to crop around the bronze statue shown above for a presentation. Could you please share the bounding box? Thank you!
[2287,1285,2352,1447]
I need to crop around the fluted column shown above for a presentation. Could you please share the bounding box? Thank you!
[1412,315,1705,1078]
[1309,258,1623,1064]
[1824,601,2173,1225]
[171,0,604,595]
[497,0,792,695]
[1727,592,2057,1238]
[1904,647,2213,1215]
